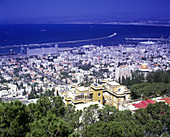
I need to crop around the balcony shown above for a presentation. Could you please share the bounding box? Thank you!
[75,95,92,101]
[75,95,84,100]
[85,95,93,101]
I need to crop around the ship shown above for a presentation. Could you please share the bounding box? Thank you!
[139,41,155,45]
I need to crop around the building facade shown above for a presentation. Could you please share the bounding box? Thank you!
[63,81,131,109]
[103,81,131,109]
[115,66,132,82]
[27,44,58,56]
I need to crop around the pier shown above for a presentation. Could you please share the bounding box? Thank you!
[0,33,117,49]
[125,37,169,41]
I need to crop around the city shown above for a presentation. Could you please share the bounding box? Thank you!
[0,38,170,136]
[0,0,170,136]
[0,39,170,107]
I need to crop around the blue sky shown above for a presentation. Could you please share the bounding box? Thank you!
[0,0,170,21]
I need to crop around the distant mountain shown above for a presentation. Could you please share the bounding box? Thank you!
[0,14,170,25]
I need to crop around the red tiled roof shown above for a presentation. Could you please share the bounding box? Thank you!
[119,65,127,68]
[132,99,155,109]
[160,97,170,105]
[61,61,71,64]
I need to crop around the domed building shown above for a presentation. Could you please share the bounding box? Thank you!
[141,64,148,69]
[139,63,152,77]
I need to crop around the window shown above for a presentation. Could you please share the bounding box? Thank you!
[98,93,101,96]
[98,100,100,103]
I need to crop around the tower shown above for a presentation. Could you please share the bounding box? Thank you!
[21,46,25,54]
[55,44,58,56]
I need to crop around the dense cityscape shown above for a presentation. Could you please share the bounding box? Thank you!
[0,38,170,136]
[1,0,170,136]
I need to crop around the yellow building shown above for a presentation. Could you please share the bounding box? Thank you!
[65,86,93,105]
[64,81,131,109]
[103,81,131,109]
[90,83,104,105]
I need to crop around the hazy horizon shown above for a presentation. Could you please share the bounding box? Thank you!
[1,0,170,24]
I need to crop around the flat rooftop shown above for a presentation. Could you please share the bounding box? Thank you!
[92,83,103,87]
[107,81,120,86]
[75,101,103,110]
[76,86,89,92]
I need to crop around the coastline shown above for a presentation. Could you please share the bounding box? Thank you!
[1,22,170,27]
[0,23,170,55]
[62,22,170,27]
[102,22,170,27]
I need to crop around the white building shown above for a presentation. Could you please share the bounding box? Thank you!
[75,73,84,84]
[27,44,58,56]
[115,65,132,82]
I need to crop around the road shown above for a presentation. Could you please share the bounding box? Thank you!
[19,60,65,85]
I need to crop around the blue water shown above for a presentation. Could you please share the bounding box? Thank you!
[0,24,170,54]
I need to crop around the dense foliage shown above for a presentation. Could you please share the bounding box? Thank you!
[120,71,145,87]
[0,96,169,137]
[130,82,170,99]
[121,70,170,87]
[146,70,170,83]
[82,103,170,137]
[0,96,78,137]
[28,87,55,99]
[120,70,170,99]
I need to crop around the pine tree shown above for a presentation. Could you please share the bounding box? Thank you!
[23,88,27,96]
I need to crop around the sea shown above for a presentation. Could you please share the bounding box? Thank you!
[0,24,170,54]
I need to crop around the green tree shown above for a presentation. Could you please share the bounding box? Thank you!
[98,105,118,122]
[27,102,42,122]
[130,82,170,99]
[81,104,99,129]
[64,104,82,130]
[0,101,29,137]
[27,114,74,137]
[23,88,27,96]
[28,92,35,99]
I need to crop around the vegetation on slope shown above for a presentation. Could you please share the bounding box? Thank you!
[0,96,169,137]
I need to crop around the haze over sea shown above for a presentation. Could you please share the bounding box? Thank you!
[0,24,170,54]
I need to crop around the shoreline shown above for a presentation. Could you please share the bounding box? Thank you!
[0,23,169,55]
[1,22,170,27]
[102,22,170,27]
